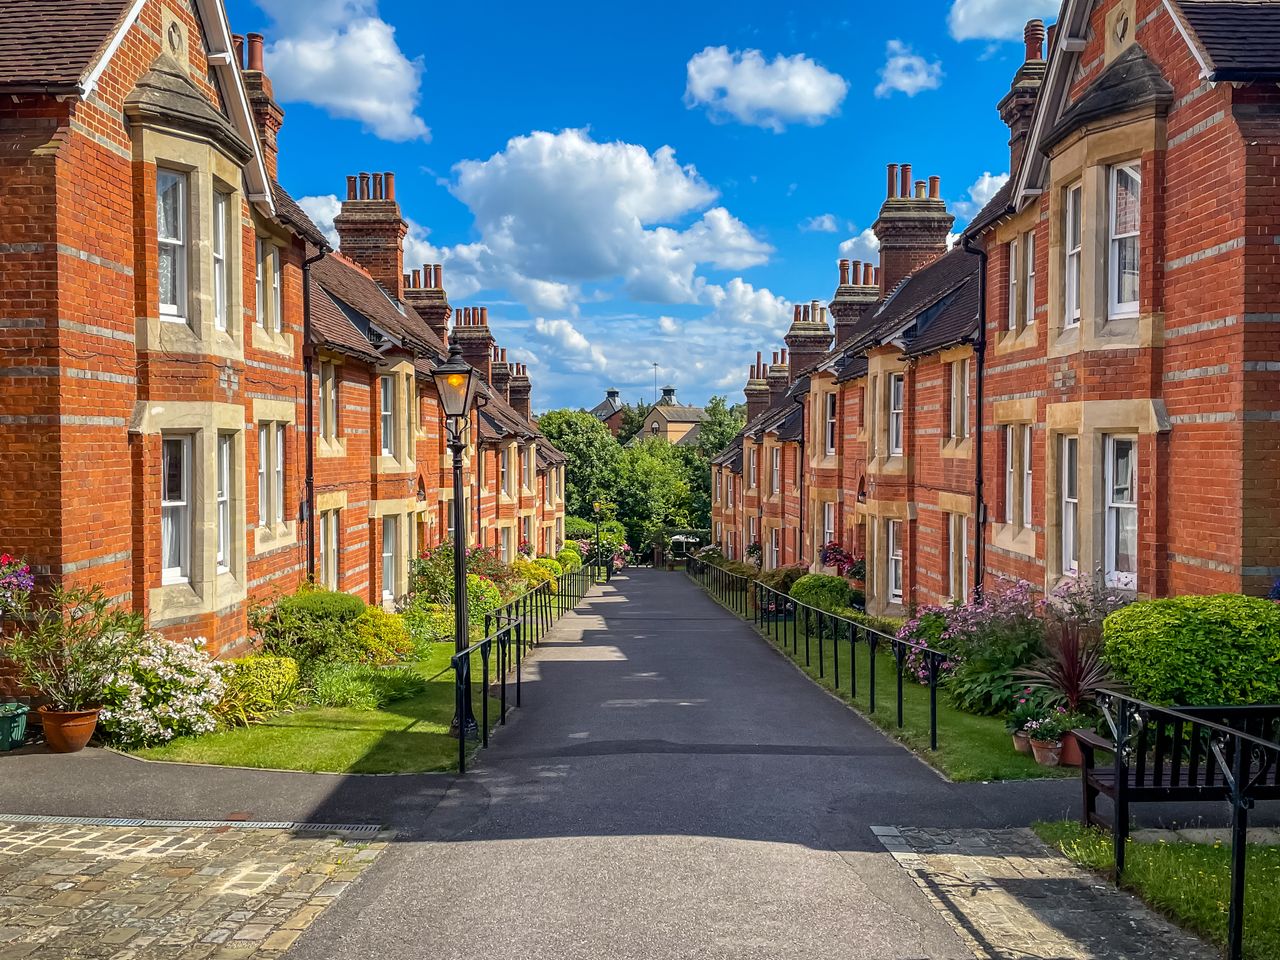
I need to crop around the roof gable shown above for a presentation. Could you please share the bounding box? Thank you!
[1177,1,1280,81]
[1042,44,1174,153]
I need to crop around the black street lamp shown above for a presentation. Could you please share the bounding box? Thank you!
[432,344,479,740]
[593,500,602,583]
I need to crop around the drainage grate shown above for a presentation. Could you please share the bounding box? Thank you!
[0,813,383,835]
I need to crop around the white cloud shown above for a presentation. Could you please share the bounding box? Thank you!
[259,1,429,141]
[297,194,342,248]
[952,170,1010,219]
[801,213,840,233]
[534,317,607,372]
[838,228,880,262]
[658,316,680,334]
[948,0,1059,42]
[684,46,848,132]
[874,40,943,98]
[704,278,791,331]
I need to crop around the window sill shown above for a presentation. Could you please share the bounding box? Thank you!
[318,436,348,459]
[254,520,297,556]
[250,323,295,358]
[160,314,188,325]
[940,437,973,459]
[992,522,1036,558]
[993,324,1038,356]
[373,453,414,475]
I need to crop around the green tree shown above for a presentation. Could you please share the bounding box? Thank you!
[697,395,746,457]
[673,444,711,529]
[537,409,622,518]
[617,400,649,445]
[613,437,692,549]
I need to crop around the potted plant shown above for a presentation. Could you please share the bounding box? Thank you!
[1016,619,1112,766]
[1005,688,1045,755]
[4,585,142,753]
[1023,710,1072,766]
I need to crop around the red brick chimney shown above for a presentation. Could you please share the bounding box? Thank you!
[766,350,790,404]
[999,20,1047,173]
[489,346,512,402]
[508,363,532,420]
[744,352,771,423]
[451,306,494,384]
[829,259,882,345]
[403,262,449,345]
[239,33,284,180]
[784,301,833,378]
[333,171,408,300]
[873,162,954,297]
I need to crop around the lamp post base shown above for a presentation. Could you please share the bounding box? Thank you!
[449,711,480,741]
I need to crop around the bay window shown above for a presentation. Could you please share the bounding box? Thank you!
[1064,182,1082,327]
[771,447,780,494]
[216,433,231,572]
[769,527,780,569]
[823,502,835,551]
[887,519,903,603]
[257,425,268,527]
[1004,425,1016,524]
[500,446,511,494]
[1105,435,1138,589]
[749,448,758,488]
[1022,425,1033,528]
[212,190,229,331]
[274,423,285,525]
[319,361,338,441]
[319,509,340,589]
[1109,164,1141,318]
[255,238,266,329]
[1024,231,1036,325]
[161,435,191,583]
[272,245,282,332]
[947,513,968,603]
[1061,435,1079,574]
[157,170,187,320]
[888,374,904,455]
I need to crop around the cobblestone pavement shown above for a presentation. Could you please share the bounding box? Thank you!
[0,820,390,960]
[874,826,1218,960]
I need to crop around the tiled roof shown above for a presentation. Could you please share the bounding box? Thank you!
[902,276,981,357]
[960,179,1014,241]
[311,285,381,360]
[310,254,446,358]
[0,0,130,88]
[272,181,329,249]
[589,394,623,419]
[1044,45,1174,153]
[674,422,703,448]
[653,403,707,423]
[1179,1,1280,81]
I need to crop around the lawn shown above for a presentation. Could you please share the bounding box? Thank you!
[1035,821,1280,960]
[132,642,505,774]
[696,580,1063,782]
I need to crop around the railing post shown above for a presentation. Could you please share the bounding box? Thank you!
[500,632,508,724]
[816,612,825,679]
[480,639,490,747]
[455,656,466,775]
[868,633,878,713]
[515,621,523,707]
[928,653,941,750]
[1113,705,1131,880]
[1226,744,1251,960]
[849,623,857,698]
[803,606,811,667]
[894,640,905,728]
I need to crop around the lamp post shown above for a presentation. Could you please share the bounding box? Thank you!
[432,344,479,740]
[593,500,602,583]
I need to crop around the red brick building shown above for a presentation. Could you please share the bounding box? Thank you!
[713,0,1280,614]
[0,0,564,656]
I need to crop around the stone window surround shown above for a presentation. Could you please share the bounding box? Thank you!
[252,398,298,556]
[992,206,1041,357]
[130,401,248,625]
[861,498,912,617]
[865,352,908,477]
[1042,398,1168,595]
[316,352,347,459]
[940,345,975,460]
[1045,111,1164,360]
[133,126,246,363]
[373,359,417,476]
[250,225,294,359]
[992,397,1037,559]
[316,490,347,590]
[369,496,420,603]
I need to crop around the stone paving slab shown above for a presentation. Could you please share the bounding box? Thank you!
[0,820,390,960]
[873,826,1219,960]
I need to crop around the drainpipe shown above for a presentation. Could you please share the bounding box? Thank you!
[963,228,997,599]
[302,247,327,582]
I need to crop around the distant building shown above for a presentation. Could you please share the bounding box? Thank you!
[589,388,626,436]
[635,387,706,447]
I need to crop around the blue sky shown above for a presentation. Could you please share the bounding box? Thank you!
[226,0,1058,411]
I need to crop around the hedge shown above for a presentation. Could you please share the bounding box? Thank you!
[1103,594,1280,706]
[218,655,299,725]
[790,574,853,613]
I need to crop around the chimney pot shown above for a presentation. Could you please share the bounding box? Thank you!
[384,172,396,200]
[873,266,880,286]
[792,305,802,324]
[780,348,787,363]
[345,175,357,201]
[480,306,488,325]
[802,304,811,322]
[928,175,941,200]
[372,173,384,200]
[500,348,507,361]
[915,179,927,199]
[839,259,850,285]
[900,163,912,199]
[850,259,861,283]
[246,33,264,72]
[432,264,442,288]
[1025,19,1046,62]
[403,273,411,289]
[1047,22,1058,53]
[772,351,779,364]
[886,163,899,198]
[411,268,421,288]
[358,172,370,200]
[863,262,874,286]
[232,35,245,69]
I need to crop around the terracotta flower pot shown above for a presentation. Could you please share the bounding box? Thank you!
[1059,731,1083,768]
[1012,730,1032,754]
[37,706,100,754]
[1030,738,1062,767]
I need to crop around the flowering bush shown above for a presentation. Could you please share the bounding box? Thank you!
[819,542,866,581]
[745,542,763,567]
[100,635,225,746]
[0,553,34,615]
[1005,686,1051,733]
[1047,572,1131,627]
[513,556,557,594]
[896,606,955,684]
[467,574,503,624]
[518,539,534,558]
[410,544,523,603]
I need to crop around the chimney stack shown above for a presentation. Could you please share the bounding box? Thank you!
[508,363,532,420]
[873,161,954,297]
[490,346,512,401]
[767,350,790,404]
[451,305,494,384]
[829,257,882,345]
[241,32,284,180]
[744,352,771,423]
[333,171,409,300]
[1000,19,1048,173]
[785,299,833,379]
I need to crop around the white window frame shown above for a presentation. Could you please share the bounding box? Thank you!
[1004,424,1016,525]
[947,512,968,603]
[157,170,187,321]
[500,446,511,494]
[320,508,340,589]
[950,358,970,440]
[824,392,838,455]
[887,519,903,603]
[212,189,229,332]
[274,423,285,525]
[888,373,905,455]
[319,361,337,441]
[524,445,534,489]
[1108,163,1141,320]
[1104,435,1139,590]
[272,245,282,333]
[161,435,192,584]
[749,448,758,488]
[216,433,231,573]
[257,425,269,527]
[1007,237,1019,331]
[255,238,266,329]
[379,376,396,457]
[1061,435,1079,574]
[715,471,722,504]
[381,515,398,601]
[1022,424,1033,529]
[1024,230,1036,326]
[770,527,780,569]
[771,447,780,494]
[1065,182,1082,327]
[823,502,835,550]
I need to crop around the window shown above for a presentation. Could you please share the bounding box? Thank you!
[1007,238,1019,331]
[748,515,757,546]
[1061,435,1079,574]
[255,238,266,329]
[1022,425,1033,529]
[1004,425,1016,524]
[1064,183,1082,327]
[379,376,395,457]
[823,502,835,553]
[1105,435,1138,589]
[524,445,534,489]
[769,527,780,569]
[161,436,191,583]
[749,448,758,488]
[319,361,338,441]
[274,423,285,525]
[947,513,968,603]
[500,526,513,562]
[257,425,269,527]
[715,471,722,504]
[887,519,903,603]
[1024,231,1036,326]
[319,509,340,589]
[212,190,229,331]
[888,374,905,455]
[157,171,186,319]
[272,246,282,332]
[1109,164,1141,318]
[949,359,970,440]
[381,515,398,601]
[824,392,837,455]
[216,434,231,572]
[500,446,511,494]
[770,448,780,494]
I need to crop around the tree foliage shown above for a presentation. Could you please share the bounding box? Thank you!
[697,395,746,457]
[536,409,622,518]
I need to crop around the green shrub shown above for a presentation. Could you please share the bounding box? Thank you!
[849,588,866,610]
[719,560,760,579]
[218,655,299,725]
[513,556,556,594]
[564,516,595,540]
[401,596,456,650]
[277,588,365,622]
[308,663,427,710]
[467,574,503,624]
[758,566,807,594]
[1103,595,1280,705]
[557,548,582,571]
[534,557,564,578]
[251,586,367,666]
[790,574,852,613]
[831,606,903,637]
[352,608,413,665]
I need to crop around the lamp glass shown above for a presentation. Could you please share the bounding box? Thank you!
[432,349,477,420]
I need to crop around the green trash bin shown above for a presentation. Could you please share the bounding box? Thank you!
[0,702,29,751]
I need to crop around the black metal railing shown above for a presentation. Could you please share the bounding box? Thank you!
[450,566,592,773]
[1095,690,1280,960]
[687,557,951,750]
